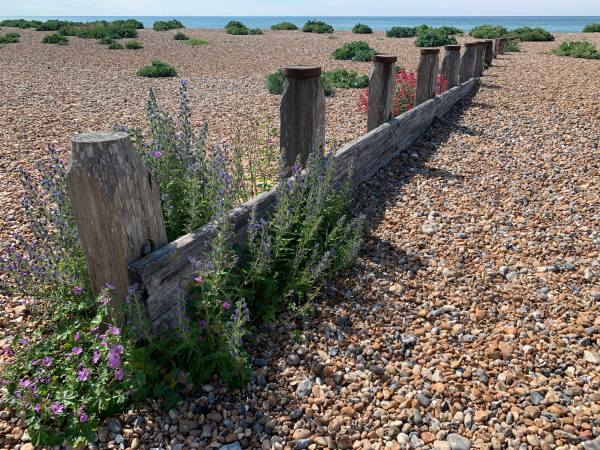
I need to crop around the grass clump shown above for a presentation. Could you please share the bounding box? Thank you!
[0,19,42,28]
[42,33,69,45]
[302,20,334,34]
[583,23,600,33]
[505,40,521,52]
[266,68,367,96]
[187,38,208,46]
[415,29,458,47]
[125,40,143,49]
[332,41,376,61]
[271,21,298,30]
[510,27,554,42]
[0,32,20,44]
[352,23,373,34]
[174,31,189,40]
[386,26,417,38]
[470,24,508,39]
[98,36,115,45]
[552,40,600,59]
[107,42,124,49]
[137,60,177,77]
[153,19,184,31]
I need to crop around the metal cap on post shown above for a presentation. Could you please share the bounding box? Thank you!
[367,53,398,131]
[280,65,326,171]
[459,42,479,83]
[414,48,440,106]
[441,44,461,89]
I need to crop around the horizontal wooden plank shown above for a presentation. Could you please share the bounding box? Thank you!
[128,78,479,327]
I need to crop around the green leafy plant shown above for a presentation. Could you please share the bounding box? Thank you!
[386,26,417,38]
[470,24,508,39]
[510,27,554,42]
[186,38,208,46]
[352,23,373,34]
[42,33,69,45]
[321,68,369,89]
[332,41,376,61]
[173,31,189,40]
[583,23,600,32]
[505,40,521,52]
[302,20,334,34]
[266,69,286,94]
[98,37,115,45]
[153,19,185,31]
[552,40,600,59]
[37,19,142,39]
[248,28,263,35]
[124,40,143,49]
[107,42,124,49]
[137,60,177,77]
[0,19,42,28]
[0,32,20,44]
[271,21,298,30]
[415,29,457,47]
[438,26,464,36]
[225,20,250,35]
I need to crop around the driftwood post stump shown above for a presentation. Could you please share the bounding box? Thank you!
[415,48,440,107]
[484,40,494,66]
[367,54,397,131]
[474,41,486,77]
[499,38,507,54]
[441,45,461,89]
[280,65,326,169]
[459,42,478,83]
[66,132,167,307]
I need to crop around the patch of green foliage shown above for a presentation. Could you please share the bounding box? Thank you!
[352,23,373,34]
[438,26,464,36]
[186,38,208,46]
[470,24,508,39]
[583,23,600,32]
[248,28,263,35]
[415,29,458,47]
[271,21,298,30]
[266,67,367,96]
[225,20,250,35]
[0,32,20,44]
[124,40,143,49]
[386,26,417,38]
[98,37,115,45]
[552,40,600,59]
[173,31,189,40]
[332,41,376,61]
[137,60,177,77]
[153,20,185,31]
[505,40,521,52]
[265,69,286,94]
[302,20,334,34]
[0,19,42,28]
[510,27,554,42]
[107,42,124,49]
[42,33,69,45]
[35,19,142,39]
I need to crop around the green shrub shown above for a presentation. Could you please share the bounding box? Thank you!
[552,40,600,59]
[124,40,143,49]
[322,68,369,89]
[266,69,286,94]
[98,37,115,45]
[302,20,334,34]
[37,19,78,31]
[42,33,69,45]
[137,60,177,77]
[386,26,417,38]
[107,42,124,49]
[415,29,458,47]
[583,23,600,33]
[173,31,189,40]
[505,40,521,52]
[438,26,464,36]
[0,19,42,28]
[0,33,20,44]
[511,27,554,42]
[248,28,263,35]
[352,23,373,34]
[271,21,298,30]
[470,24,508,39]
[35,19,141,39]
[153,19,185,31]
[186,38,208,46]
[225,20,250,35]
[332,41,376,61]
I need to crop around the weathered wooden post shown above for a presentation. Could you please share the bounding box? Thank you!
[459,42,478,83]
[280,65,326,170]
[484,40,494,66]
[414,48,440,107]
[493,38,500,58]
[67,132,167,307]
[474,41,486,77]
[441,44,461,89]
[499,38,507,54]
[367,54,397,131]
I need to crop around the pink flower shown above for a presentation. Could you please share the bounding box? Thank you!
[222,301,231,310]
[193,275,203,284]
[72,285,83,296]
[153,151,162,158]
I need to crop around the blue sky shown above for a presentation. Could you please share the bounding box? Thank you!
[2,0,599,16]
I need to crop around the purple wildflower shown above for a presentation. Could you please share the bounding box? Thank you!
[71,346,83,356]
[72,285,83,296]
[2,345,13,356]
[92,350,100,365]
[194,275,203,284]
[18,379,34,389]
[79,411,88,423]
[108,345,124,369]
[153,151,162,158]
[77,366,90,382]
[34,404,41,413]
[199,319,207,330]
[19,338,29,346]
[107,325,121,336]
[49,402,64,415]
[222,301,231,310]
[74,331,81,341]
[41,356,52,367]
[114,368,124,381]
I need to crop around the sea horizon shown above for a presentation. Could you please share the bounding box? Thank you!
[1,15,599,32]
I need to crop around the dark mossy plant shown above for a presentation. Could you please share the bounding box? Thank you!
[125,40,143,49]
[583,23,600,33]
[352,23,373,34]
[174,31,189,40]
[42,33,69,45]
[386,26,417,38]
[137,60,177,77]
[271,22,298,30]
[510,27,554,42]
[153,20,184,31]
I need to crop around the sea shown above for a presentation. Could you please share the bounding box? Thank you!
[1,16,599,33]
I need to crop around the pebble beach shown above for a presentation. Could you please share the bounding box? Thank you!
[1,26,600,450]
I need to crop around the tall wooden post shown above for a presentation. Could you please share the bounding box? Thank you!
[280,65,326,170]
[414,48,440,107]
[493,38,500,58]
[441,45,461,89]
[474,41,485,77]
[67,132,167,307]
[499,38,507,54]
[484,40,494,66]
[459,42,478,83]
[367,54,397,131]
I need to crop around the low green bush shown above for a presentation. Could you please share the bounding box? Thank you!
[98,37,115,45]
[107,42,124,49]
[583,23,600,32]
[438,26,464,36]
[137,60,177,77]
[186,38,208,46]
[322,68,369,88]
[225,20,250,35]
[332,41,376,61]
[153,20,184,31]
[266,69,286,94]
[352,23,373,34]
[552,40,600,59]
[271,21,298,30]
[0,33,20,44]
[302,20,334,34]
[505,40,521,52]
[470,24,508,39]
[386,26,417,38]
[248,28,263,35]
[0,19,42,28]
[124,40,143,49]
[415,29,458,47]
[510,27,554,42]
[173,31,189,40]
[42,33,69,45]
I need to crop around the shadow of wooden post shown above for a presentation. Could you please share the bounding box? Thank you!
[441,44,461,89]
[66,132,167,310]
[415,48,440,107]
[367,54,397,132]
[280,65,325,170]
